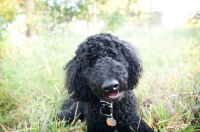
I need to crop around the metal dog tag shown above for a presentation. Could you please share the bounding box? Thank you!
[106,117,116,126]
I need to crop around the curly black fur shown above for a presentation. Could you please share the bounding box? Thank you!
[63,33,153,132]
[57,98,87,124]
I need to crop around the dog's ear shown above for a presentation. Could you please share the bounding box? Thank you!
[120,41,143,89]
[64,57,94,102]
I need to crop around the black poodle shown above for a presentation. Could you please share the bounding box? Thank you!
[63,33,153,132]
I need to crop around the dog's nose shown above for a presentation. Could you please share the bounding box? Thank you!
[101,79,119,92]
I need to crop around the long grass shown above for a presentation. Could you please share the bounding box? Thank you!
[0,27,200,131]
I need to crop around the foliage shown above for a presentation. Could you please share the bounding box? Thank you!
[0,0,141,36]
[0,0,22,29]
[0,0,21,58]
[102,9,125,30]
[43,0,139,31]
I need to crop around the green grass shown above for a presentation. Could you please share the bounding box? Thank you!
[0,27,200,131]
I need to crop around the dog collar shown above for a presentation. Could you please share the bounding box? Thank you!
[100,100,116,126]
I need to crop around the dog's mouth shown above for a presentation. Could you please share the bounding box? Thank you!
[108,91,119,98]
[107,91,120,101]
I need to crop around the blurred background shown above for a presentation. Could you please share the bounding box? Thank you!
[0,0,200,40]
[0,0,200,131]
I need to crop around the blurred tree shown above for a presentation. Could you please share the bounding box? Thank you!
[98,0,138,30]
[46,0,94,25]
[24,0,37,38]
[0,0,39,38]
[0,0,140,36]
[0,0,21,25]
[0,0,22,34]
[46,0,139,30]
[0,0,22,58]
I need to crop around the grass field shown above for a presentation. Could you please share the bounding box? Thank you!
[0,27,200,131]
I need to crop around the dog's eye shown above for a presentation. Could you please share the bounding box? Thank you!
[89,60,96,67]
[109,53,116,58]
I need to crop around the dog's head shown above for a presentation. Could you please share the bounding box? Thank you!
[65,33,143,102]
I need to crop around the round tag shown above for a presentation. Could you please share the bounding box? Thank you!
[106,117,116,126]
